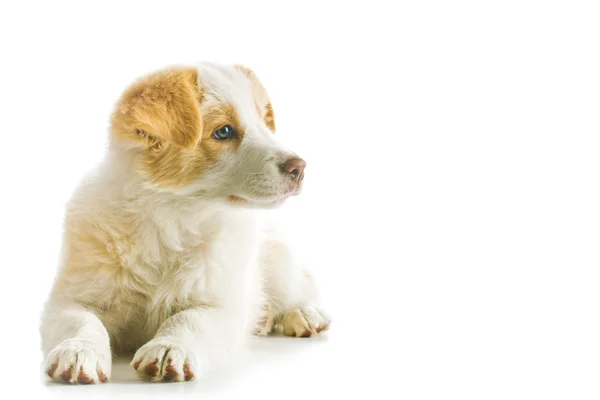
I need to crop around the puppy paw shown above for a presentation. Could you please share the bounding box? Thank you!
[45,339,110,384]
[253,305,278,336]
[281,307,331,337]
[131,338,196,382]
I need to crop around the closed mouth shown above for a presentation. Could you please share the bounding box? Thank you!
[227,189,300,206]
[227,195,248,204]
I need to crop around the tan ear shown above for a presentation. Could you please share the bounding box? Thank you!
[235,64,276,132]
[111,68,202,149]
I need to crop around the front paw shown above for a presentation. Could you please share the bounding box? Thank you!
[131,338,196,382]
[45,339,111,384]
[281,307,331,338]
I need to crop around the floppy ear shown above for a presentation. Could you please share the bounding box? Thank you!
[235,64,276,132]
[111,68,202,150]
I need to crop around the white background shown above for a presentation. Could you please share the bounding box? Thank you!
[0,1,598,399]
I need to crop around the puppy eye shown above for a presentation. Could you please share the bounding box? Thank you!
[213,125,234,140]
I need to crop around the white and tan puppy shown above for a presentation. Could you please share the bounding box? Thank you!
[40,62,330,384]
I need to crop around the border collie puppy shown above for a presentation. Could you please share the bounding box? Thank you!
[41,63,330,384]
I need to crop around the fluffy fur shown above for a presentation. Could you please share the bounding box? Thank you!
[40,62,330,384]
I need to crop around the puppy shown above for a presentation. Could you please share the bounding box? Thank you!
[40,63,330,384]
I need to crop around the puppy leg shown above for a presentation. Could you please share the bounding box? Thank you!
[257,237,331,337]
[131,307,240,382]
[41,303,111,384]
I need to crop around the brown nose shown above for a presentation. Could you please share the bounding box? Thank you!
[280,157,306,182]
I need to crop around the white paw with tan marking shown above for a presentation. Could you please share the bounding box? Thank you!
[45,339,111,384]
[281,307,331,337]
[131,338,196,382]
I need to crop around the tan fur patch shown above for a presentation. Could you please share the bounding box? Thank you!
[139,101,243,188]
[183,363,194,381]
[263,103,275,132]
[112,68,203,149]
[46,363,58,378]
[235,64,276,132]
[98,369,108,383]
[111,67,243,188]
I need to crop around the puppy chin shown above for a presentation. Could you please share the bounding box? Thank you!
[226,193,294,209]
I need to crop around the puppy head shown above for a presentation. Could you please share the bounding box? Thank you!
[111,63,305,208]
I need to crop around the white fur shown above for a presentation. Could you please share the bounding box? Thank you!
[40,62,330,384]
